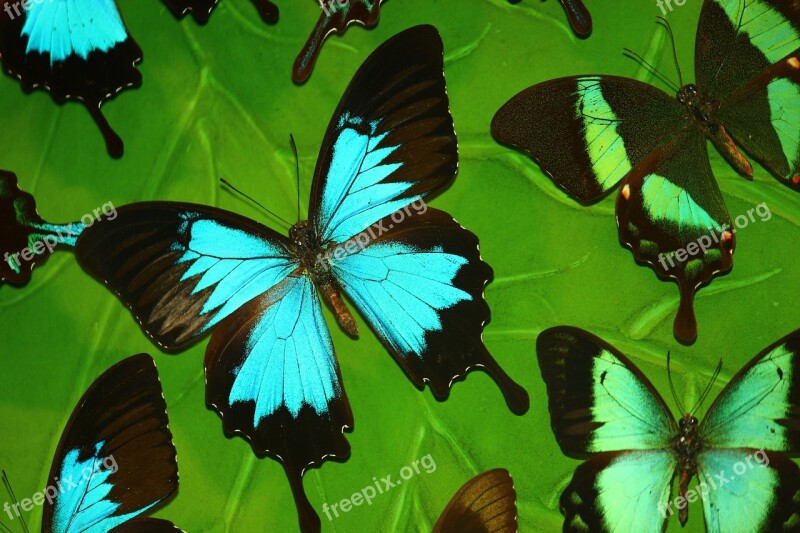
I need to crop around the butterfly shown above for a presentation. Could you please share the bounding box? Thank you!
[0,25,530,532]
[0,0,145,158]
[432,469,518,532]
[537,326,800,532]
[162,0,279,25]
[492,0,800,344]
[294,0,383,84]
[506,0,592,37]
[0,354,180,533]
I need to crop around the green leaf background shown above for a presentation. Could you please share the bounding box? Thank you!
[1,0,798,531]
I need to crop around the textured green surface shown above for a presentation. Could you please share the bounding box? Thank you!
[0,0,798,531]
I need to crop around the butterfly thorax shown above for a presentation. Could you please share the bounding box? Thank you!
[676,83,754,177]
[289,220,360,337]
[673,414,702,526]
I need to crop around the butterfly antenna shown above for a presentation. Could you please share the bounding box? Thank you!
[656,16,684,87]
[220,178,292,229]
[290,134,301,223]
[666,352,686,415]
[1,470,29,533]
[623,48,680,92]
[689,359,723,416]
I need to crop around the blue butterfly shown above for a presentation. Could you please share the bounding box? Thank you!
[537,326,800,532]
[0,25,530,532]
[1,354,180,533]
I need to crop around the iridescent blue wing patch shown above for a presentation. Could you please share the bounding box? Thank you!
[308,24,457,246]
[0,0,143,157]
[205,273,352,533]
[329,208,529,414]
[73,203,297,350]
[294,0,383,83]
[162,0,278,24]
[41,354,179,532]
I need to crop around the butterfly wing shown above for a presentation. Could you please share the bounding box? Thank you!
[293,0,383,83]
[699,329,800,451]
[327,208,529,414]
[161,0,220,23]
[111,519,184,532]
[536,326,676,456]
[41,354,178,533]
[696,449,800,532]
[309,24,456,244]
[616,128,734,344]
[73,203,298,350]
[492,76,687,204]
[0,0,142,157]
[697,0,800,188]
[560,450,675,533]
[205,273,352,533]
[431,469,518,533]
[162,0,278,24]
[507,0,592,36]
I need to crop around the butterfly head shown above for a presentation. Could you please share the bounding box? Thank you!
[676,84,700,107]
[676,414,702,455]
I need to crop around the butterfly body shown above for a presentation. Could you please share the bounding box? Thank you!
[673,414,702,526]
[289,218,360,336]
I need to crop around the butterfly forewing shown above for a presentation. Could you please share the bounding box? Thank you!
[492,76,686,204]
[698,0,800,187]
[699,329,800,450]
[75,203,297,350]
[537,327,676,456]
[432,469,518,533]
[309,24,457,245]
[41,354,178,533]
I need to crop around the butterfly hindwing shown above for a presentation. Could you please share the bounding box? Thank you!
[536,326,676,455]
[0,0,143,157]
[162,0,278,24]
[74,203,297,350]
[699,329,800,450]
[432,469,518,533]
[696,449,800,533]
[205,273,352,533]
[697,0,800,188]
[560,450,674,533]
[41,354,178,533]
[616,128,734,344]
[328,208,529,414]
[293,0,383,83]
[492,76,686,204]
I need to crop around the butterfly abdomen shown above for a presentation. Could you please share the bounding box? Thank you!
[674,414,702,526]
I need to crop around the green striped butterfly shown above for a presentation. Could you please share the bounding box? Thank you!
[493,0,800,343]
[537,326,800,532]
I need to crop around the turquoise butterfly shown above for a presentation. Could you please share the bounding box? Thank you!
[537,326,800,532]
